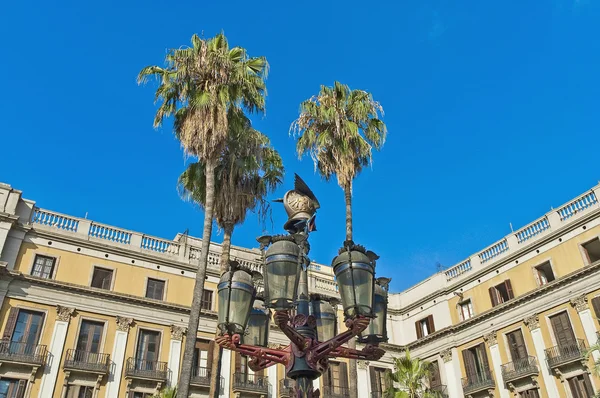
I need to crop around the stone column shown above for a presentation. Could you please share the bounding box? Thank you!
[525,315,560,398]
[37,306,75,398]
[219,349,232,398]
[167,325,186,386]
[357,360,370,398]
[441,348,464,398]
[484,331,510,398]
[570,295,600,361]
[104,316,134,398]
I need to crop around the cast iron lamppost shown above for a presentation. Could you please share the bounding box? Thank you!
[216,175,390,398]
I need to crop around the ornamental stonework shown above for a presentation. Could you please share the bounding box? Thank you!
[170,325,187,341]
[116,316,134,332]
[570,295,589,312]
[524,314,539,330]
[56,305,75,322]
[440,348,452,362]
[357,360,369,370]
[483,331,497,346]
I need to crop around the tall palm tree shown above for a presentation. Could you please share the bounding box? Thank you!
[384,351,440,398]
[177,110,284,397]
[138,32,268,398]
[291,81,386,398]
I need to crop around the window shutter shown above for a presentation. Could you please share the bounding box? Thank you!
[323,366,331,388]
[234,352,242,374]
[339,361,349,388]
[489,287,498,307]
[505,280,514,299]
[462,349,476,378]
[582,373,594,397]
[427,315,435,333]
[415,321,423,339]
[429,361,440,386]
[2,307,19,340]
[478,343,491,370]
[591,297,600,320]
[16,380,26,398]
[207,340,215,365]
[369,367,377,391]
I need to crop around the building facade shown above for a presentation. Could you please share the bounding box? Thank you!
[0,181,599,398]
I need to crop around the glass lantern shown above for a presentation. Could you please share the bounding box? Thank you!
[311,297,337,342]
[332,246,376,318]
[245,300,270,347]
[217,266,255,335]
[358,278,389,344]
[264,238,301,310]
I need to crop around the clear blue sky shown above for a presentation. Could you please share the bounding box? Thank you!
[1,0,599,293]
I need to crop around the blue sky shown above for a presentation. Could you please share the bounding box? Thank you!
[1,0,599,293]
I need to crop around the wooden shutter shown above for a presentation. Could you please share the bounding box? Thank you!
[427,315,435,333]
[505,280,514,299]
[550,312,576,346]
[2,307,19,340]
[16,380,26,398]
[507,330,528,360]
[429,361,440,386]
[369,367,377,391]
[415,321,423,339]
[462,349,477,378]
[568,377,584,398]
[207,341,214,365]
[234,352,242,374]
[489,287,498,307]
[591,297,600,320]
[478,343,491,371]
[582,374,594,397]
[323,365,331,388]
[339,361,348,388]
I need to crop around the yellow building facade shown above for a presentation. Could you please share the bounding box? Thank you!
[0,181,600,398]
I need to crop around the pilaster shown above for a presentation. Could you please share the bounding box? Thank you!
[357,360,370,398]
[525,314,560,398]
[484,331,510,398]
[219,349,232,398]
[570,295,600,361]
[167,325,186,386]
[441,348,464,398]
[104,316,134,398]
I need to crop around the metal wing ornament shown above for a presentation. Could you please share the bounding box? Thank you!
[274,174,320,234]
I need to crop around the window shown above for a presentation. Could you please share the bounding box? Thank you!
[2,309,44,355]
[201,290,213,311]
[145,279,165,300]
[324,361,348,394]
[415,315,435,339]
[520,389,540,398]
[462,343,491,381]
[193,339,213,370]
[550,311,576,347]
[66,385,94,398]
[135,330,160,369]
[506,329,528,361]
[369,367,390,394]
[534,262,555,286]
[76,320,104,354]
[0,379,26,398]
[488,280,514,307]
[591,296,600,321]
[582,238,600,264]
[90,267,113,290]
[31,254,56,279]
[459,300,474,321]
[568,374,594,398]
[428,361,441,388]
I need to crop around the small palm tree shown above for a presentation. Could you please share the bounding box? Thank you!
[154,387,176,398]
[291,81,386,398]
[384,351,441,398]
[177,109,283,398]
[139,32,268,398]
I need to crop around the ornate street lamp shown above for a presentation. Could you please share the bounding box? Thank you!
[217,264,255,336]
[216,175,387,398]
[245,300,270,347]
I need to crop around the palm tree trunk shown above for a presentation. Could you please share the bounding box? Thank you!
[178,159,217,398]
[208,222,234,398]
[344,181,353,242]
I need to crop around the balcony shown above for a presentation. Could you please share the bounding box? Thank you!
[190,366,210,387]
[232,373,269,395]
[124,358,168,381]
[279,379,295,397]
[545,339,586,368]
[0,340,47,366]
[322,386,350,398]
[462,369,495,395]
[430,383,448,398]
[500,356,538,383]
[63,349,110,374]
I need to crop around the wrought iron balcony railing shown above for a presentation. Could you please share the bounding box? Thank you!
[63,349,110,373]
[124,357,168,380]
[190,366,210,386]
[461,369,495,394]
[500,356,538,382]
[545,339,586,368]
[430,383,449,398]
[279,378,295,397]
[322,385,351,398]
[232,373,269,393]
[0,340,47,366]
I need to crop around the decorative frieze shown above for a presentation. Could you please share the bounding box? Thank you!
[524,314,539,330]
[483,331,497,346]
[56,305,75,322]
[440,348,453,363]
[116,316,134,332]
[570,295,589,312]
[170,325,186,341]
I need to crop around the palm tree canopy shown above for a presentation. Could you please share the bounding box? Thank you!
[138,32,269,160]
[385,350,441,398]
[177,109,284,228]
[291,81,386,189]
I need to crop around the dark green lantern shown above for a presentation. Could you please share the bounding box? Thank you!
[217,266,255,335]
